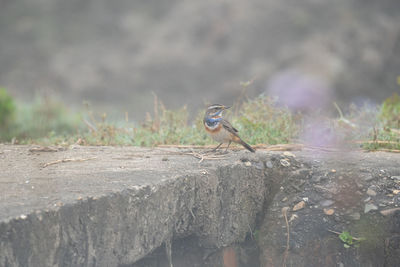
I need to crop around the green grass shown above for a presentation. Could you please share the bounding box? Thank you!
[0,88,16,140]
[0,88,399,151]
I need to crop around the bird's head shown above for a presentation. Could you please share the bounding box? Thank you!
[204,104,230,118]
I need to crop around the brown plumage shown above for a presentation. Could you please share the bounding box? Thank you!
[203,104,255,153]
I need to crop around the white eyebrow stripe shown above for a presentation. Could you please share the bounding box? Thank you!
[207,104,223,109]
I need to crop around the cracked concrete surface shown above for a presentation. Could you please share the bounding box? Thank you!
[1,145,400,267]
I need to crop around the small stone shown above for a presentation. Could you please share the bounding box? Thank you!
[392,176,400,181]
[280,159,290,167]
[364,197,371,203]
[348,212,361,220]
[293,200,306,211]
[266,161,273,168]
[254,162,264,170]
[331,169,336,173]
[162,157,169,161]
[320,199,334,207]
[282,197,288,202]
[283,151,295,158]
[302,197,309,202]
[366,188,377,196]
[356,182,364,189]
[364,203,378,213]
[20,214,27,220]
[323,208,335,215]
[244,161,252,167]
[364,175,375,182]
[393,189,400,195]
[289,214,298,222]
[380,207,400,216]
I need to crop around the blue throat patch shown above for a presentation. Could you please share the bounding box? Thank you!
[205,117,222,127]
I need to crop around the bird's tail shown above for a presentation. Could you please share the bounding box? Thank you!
[239,139,255,153]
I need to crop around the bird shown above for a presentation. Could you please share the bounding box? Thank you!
[203,104,255,153]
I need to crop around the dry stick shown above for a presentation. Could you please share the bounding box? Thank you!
[373,148,400,153]
[158,143,305,151]
[282,207,290,267]
[29,146,60,153]
[158,149,228,163]
[42,157,97,168]
[354,140,400,145]
[158,142,400,153]
[83,118,97,133]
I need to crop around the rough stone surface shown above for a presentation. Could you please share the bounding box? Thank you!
[1,145,400,267]
[0,145,274,267]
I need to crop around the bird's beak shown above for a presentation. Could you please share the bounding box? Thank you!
[223,106,231,110]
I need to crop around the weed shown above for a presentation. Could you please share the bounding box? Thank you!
[231,96,300,145]
[0,88,16,140]
[331,230,365,249]
[379,93,400,129]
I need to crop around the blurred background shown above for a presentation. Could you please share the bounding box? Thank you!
[1,0,399,120]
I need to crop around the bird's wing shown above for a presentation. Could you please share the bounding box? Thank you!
[221,119,239,134]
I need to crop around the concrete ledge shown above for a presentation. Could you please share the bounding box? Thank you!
[0,146,279,266]
[2,145,400,266]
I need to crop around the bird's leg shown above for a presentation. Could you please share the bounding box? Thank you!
[224,141,232,153]
[210,143,223,152]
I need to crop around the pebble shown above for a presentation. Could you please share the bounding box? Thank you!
[244,161,252,167]
[293,200,306,211]
[280,159,290,167]
[366,188,377,196]
[364,203,378,213]
[323,208,335,215]
[393,189,400,195]
[320,199,334,207]
[283,151,295,158]
[364,175,375,182]
[348,212,361,220]
[380,207,400,216]
[266,161,273,168]
[392,176,400,181]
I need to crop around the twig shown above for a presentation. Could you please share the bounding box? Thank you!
[333,102,344,119]
[354,140,400,145]
[158,143,305,151]
[29,146,62,153]
[83,118,97,133]
[282,207,290,267]
[371,149,400,153]
[158,149,228,163]
[42,157,97,168]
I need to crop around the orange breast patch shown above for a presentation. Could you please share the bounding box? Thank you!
[204,123,222,133]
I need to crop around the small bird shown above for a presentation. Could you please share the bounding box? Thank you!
[203,104,255,153]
